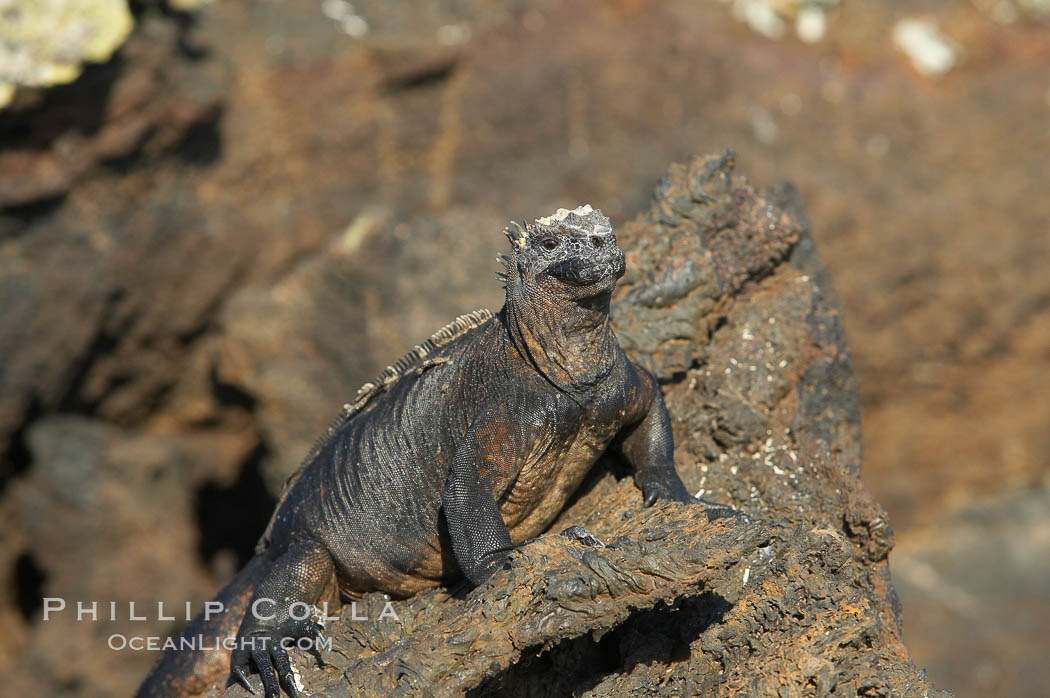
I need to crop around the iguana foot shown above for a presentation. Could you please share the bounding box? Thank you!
[229,619,323,698]
[638,473,694,507]
[560,525,605,547]
[229,542,333,697]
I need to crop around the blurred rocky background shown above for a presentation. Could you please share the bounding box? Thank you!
[0,0,1047,696]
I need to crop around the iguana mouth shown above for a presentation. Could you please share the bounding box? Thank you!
[547,250,626,286]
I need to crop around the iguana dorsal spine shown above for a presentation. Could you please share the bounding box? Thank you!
[256,308,493,552]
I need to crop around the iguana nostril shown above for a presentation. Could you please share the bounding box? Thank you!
[590,236,603,248]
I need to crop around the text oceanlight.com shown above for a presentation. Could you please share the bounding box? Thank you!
[107,633,334,652]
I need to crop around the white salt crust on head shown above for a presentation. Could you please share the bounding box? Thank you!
[506,204,612,252]
[535,204,595,226]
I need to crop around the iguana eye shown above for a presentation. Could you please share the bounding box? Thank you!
[540,238,560,252]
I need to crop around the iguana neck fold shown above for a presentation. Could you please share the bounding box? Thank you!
[502,279,617,399]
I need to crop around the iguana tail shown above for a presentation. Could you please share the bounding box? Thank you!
[135,553,269,698]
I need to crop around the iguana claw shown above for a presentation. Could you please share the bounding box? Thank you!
[230,618,322,698]
[230,665,255,694]
[640,476,694,507]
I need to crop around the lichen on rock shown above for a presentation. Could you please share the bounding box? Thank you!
[0,0,134,107]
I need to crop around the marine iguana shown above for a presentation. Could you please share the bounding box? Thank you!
[139,205,723,698]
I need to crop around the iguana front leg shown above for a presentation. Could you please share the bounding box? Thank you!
[442,413,517,586]
[618,369,693,506]
[617,361,692,503]
[620,365,746,521]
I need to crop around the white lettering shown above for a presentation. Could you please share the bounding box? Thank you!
[289,602,310,621]
[204,600,225,621]
[379,601,399,621]
[318,602,339,623]
[77,600,98,621]
[252,598,276,621]
[42,598,66,621]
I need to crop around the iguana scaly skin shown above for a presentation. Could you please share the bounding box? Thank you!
[138,206,716,698]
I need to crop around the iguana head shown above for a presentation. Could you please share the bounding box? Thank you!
[500,205,623,388]
[501,205,625,301]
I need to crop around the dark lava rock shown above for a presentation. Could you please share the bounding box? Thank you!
[4,415,249,696]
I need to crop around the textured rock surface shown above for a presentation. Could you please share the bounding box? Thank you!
[0,13,224,209]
